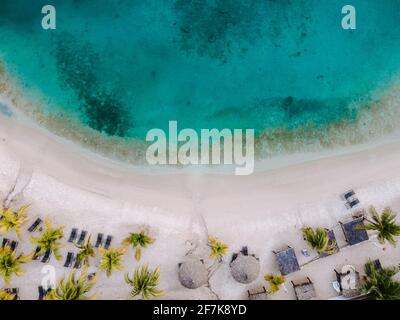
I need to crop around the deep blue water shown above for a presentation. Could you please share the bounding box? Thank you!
[1,0,400,139]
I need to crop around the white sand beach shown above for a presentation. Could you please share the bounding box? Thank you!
[1,95,400,300]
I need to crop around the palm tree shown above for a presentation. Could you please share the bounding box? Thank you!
[0,246,32,284]
[75,235,95,266]
[0,289,16,300]
[360,260,400,300]
[358,207,400,246]
[0,205,29,238]
[45,267,97,300]
[98,247,126,277]
[125,265,164,300]
[30,217,64,260]
[123,231,154,261]
[264,274,286,294]
[302,227,337,255]
[208,236,228,260]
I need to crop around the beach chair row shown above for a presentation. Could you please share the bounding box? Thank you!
[67,228,113,249]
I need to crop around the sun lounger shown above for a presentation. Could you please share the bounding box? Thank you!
[94,233,104,248]
[2,238,9,247]
[373,259,382,270]
[73,258,82,269]
[41,249,51,263]
[68,228,78,243]
[28,218,42,232]
[104,235,113,249]
[33,246,41,260]
[38,286,51,300]
[5,288,19,300]
[342,190,355,200]
[77,230,87,245]
[346,199,360,209]
[12,288,19,300]
[64,252,75,268]
[10,240,18,252]
[38,286,46,300]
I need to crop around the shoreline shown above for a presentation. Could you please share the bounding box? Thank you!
[2,56,400,174]
[2,91,400,176]
[1,63,400,299]
[1,94,400,299]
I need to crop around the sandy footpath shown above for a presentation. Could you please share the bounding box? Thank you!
[1,98,400,299]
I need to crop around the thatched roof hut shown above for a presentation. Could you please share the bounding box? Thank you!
[178,258,208,289]
[339,217,369,245]
[273,246,300,276]
[230,252,260,284]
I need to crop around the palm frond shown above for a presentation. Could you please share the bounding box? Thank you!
[208,236,229,259]
[123,231,154,261]
[264,274,285,294]
[0,289,16,300]
[98,247,126,277]
[75,235,95,266]
[45,267,97,300]
[0,205,30,238]
[30,217,64,260]
[359,207,400,246]
[0,245,32,284]
[125,265,164,300]
[360,260,400,300]
[302,227,337,255]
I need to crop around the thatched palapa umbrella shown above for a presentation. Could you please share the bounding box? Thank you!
[230,252,260,284]
[178,258,208,289]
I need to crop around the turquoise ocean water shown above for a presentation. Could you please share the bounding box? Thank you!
[1,1,400,151]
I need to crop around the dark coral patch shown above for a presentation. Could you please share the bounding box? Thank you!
[54,34,133,137]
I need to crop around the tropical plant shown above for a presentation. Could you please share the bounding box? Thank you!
[360,260,400,300]
[124,265,164,300]
[358,207,400,246]
[45,267,97,300]
[0,205,30,238]
[0,245,32,284]
[123,230,154,261]
[98,247,126,277]
[264,274,286,294]
[75,235,95,266]
[30,217,64,260]
[0,289,16,300]
[208,236,229,260]
[302,227,337,255]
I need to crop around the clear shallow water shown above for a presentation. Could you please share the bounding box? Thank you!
[1,0,400,141]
